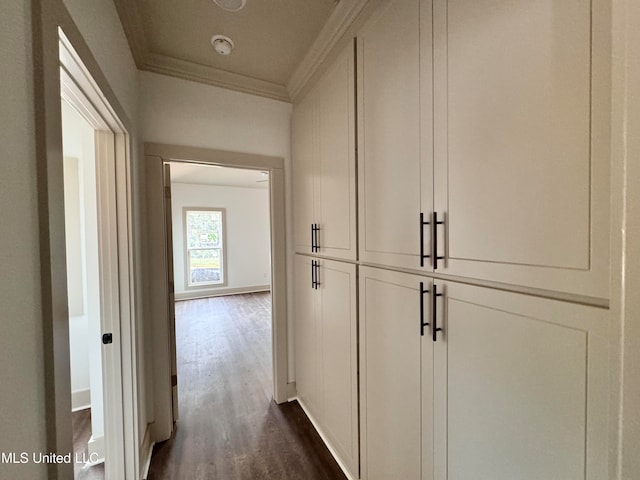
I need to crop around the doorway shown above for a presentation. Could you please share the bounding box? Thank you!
[144,143,289,444]
[33,4,140,476]
[57,30,132,479]
[168,163,274,414]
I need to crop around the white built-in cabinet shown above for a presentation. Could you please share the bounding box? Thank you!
[292,45,356,260]
[294,255,359,478]
[359,266,609,480]
[357,0,611,299]
[291,0,613,478]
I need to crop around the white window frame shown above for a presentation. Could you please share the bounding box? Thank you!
[183,207,227,288]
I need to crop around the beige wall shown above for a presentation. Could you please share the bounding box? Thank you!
[613,0,640,477]
[140,71,296,381]
[0,1,47,478]
[0,0,143,478]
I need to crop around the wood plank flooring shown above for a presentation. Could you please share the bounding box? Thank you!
[72,409,104,480]
[147,292,347,480]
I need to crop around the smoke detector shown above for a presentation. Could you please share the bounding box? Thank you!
[211,35,235,56]
[213,0,246,12]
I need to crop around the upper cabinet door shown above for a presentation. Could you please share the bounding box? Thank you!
[292,92,317,255]
[357,0,434,270]
[292,45,356,260]
[317,46,357,260]
[433,0,611,299]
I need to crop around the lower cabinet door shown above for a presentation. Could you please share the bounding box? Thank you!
[295,256,359,479]
[359,266,434,480]
[434,281,609,480]
[294,255,320,413]
[318,259,359,477]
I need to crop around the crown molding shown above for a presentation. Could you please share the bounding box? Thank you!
[113,0,382,103]
[114,0,378,103]
[286,0,372,102]
[113,0,289,102]
[113,0,148,69]
[143,53,290,102]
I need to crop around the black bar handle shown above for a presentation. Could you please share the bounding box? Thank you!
[311,260,315,289]
[311,224,315,252]
[433,212,444,270]
[432,284,443,342]
[420,282,430,336]
[420,213,430,267]
[311,224,320,252]
[314,260,320,289]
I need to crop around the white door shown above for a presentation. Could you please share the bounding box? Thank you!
[433,281,609,480]
[316,46,357,260]
[433,0,611,298]
[317,259,358,476]
[357,0,432,271]
[359,266,434,480]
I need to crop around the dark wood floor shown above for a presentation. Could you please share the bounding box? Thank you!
[147,292,346,480]
[72,409,104,480]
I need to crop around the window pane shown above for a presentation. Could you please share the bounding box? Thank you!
[189,248,222,284]
[186,210,222,249]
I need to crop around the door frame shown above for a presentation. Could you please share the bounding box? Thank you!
[145,142,289,442]
[32,1,139,478]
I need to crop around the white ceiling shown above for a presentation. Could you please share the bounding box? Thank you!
[170,162,269,189]
[114,0,351,100]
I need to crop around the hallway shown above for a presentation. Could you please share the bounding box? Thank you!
[147,293,346,479]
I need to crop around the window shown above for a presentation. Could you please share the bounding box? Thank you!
[184,208,226,287]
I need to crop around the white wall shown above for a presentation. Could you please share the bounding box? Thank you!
[62,104,90,403]
[61,101,105,441]
[171,182,271,298]
[140,71,296,381]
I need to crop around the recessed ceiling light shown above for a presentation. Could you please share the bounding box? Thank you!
[211,35,235,56]
[213,0,246,12]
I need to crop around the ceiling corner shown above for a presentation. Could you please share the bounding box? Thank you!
[287,0,371,102]
[113,0,149,69]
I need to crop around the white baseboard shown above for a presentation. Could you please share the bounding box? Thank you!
[286,381,297,401]
[140,423,155,480]
[295,398,357,480]
[87,434,105,465]
[175,285,270,301]
[71,388,91,412]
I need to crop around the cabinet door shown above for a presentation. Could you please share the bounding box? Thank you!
[294,255,320,413]
[292,92,317,255]
[316,46,357,260]
[433,0,610,298]
[359,266,434,480]
[318,259,358,476]
[357,0,434,270]
[433,281,609,480]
